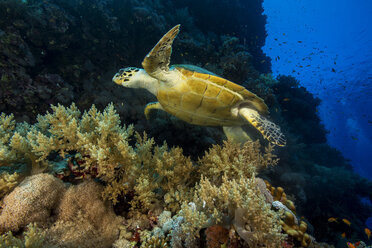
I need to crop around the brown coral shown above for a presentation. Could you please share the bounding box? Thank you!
[0,173,65,233]
[44,180,123,248]
[205,225,229,248]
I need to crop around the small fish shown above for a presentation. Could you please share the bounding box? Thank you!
[365,227,371,239]
[346,242,355,248]
[328,217,338,223]
[342,232,346,238]
[282,98,290,102]
[298,41,302,43]
[260,60,266,64]
[342,218,351,226]
[332,68,336,72]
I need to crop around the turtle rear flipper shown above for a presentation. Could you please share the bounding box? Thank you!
[142,25,180,81]
[239,108,286,146]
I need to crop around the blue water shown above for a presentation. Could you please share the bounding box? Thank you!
[263,0,372,180]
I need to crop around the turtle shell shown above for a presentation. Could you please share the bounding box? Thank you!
[156,66,268,126]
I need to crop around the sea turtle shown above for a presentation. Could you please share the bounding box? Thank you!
[112,25,286,146]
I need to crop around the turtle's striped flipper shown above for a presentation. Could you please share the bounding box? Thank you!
[239,108,286,146]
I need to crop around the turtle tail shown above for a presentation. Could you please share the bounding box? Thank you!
[239,108,286,146]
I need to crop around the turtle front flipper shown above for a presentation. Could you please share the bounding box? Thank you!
[239,108,286,146]
[223,126,252,144]
[142,25,180,81]
[144,101,164,120]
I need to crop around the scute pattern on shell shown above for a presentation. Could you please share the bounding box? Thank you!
[155,67,268,126]
[178,67,268,113]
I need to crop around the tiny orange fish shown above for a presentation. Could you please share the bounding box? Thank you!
[328,217,338,223]
[365,227,371,239]
[346,242,355,248]
[341,232,346,238]
[282,98,290,102]
[342,218,351,226]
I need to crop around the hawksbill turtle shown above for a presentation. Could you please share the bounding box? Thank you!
[112,25,286,146]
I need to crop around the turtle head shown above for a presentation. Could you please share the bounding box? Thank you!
[112,67,144,88]
[113,67,159,95]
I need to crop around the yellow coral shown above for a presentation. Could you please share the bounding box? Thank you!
[0,223,45,248]
[0,172,19,198]
[180,175,286,247]
[198,139,278,185]
[265,180,312,247]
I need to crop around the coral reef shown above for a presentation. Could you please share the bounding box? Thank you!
[178,175,286,247]
[198,140,278,185]
[0,223,45,248]
[0,103,293,247]
[0,173,65,233]
[0,173,123,248]
[0,0,371,247]
[44,180,123,248]
[1,100,368,246]
[0,172,19,198]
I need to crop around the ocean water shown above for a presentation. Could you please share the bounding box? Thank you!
[264,0,372,235]
[263,0,372,179]
[0,0,371,247]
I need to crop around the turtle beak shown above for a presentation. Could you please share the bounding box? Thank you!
[112,70,124,85]
[112,73,121,85]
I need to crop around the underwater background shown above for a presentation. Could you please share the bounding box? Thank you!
[0,0,371,247]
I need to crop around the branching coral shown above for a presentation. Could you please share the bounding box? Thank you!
[198,139,278,185]
[0,172,19,198]
[0,103,197,211]
[0,103,137,203]
[179,175,286,247]
[0,223,45,248]
[130,133,196,212]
